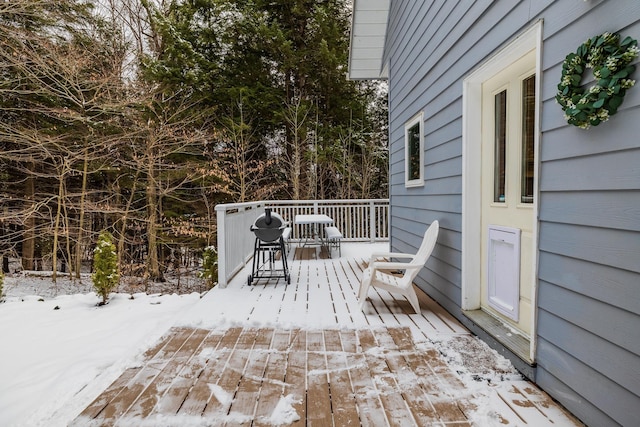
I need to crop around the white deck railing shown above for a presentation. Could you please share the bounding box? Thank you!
[215,199,389,287]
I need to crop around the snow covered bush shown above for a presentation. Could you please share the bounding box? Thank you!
[200,245,218,288]
[92,231,119,305]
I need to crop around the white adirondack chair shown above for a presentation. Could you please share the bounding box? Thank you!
[358,220,439,313]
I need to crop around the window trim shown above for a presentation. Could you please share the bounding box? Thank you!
[404,112,424,188]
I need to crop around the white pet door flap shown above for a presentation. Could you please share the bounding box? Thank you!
[487,225,521,321]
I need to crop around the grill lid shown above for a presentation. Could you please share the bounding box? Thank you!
[250,208,287,242]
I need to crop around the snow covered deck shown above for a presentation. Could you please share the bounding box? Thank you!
[180,242,468,335]
[72,243,582,426]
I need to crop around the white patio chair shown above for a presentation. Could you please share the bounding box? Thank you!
[358,220,439,313]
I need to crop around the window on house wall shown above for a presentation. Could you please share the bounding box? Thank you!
[405,112,424,187]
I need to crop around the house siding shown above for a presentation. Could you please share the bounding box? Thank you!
[383,0,640,426]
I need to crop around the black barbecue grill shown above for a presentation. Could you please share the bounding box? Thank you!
[248,208,291,285]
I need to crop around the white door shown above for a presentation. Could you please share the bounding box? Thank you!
[480,49,536,336]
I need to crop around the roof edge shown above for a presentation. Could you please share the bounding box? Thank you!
[347,0,390,80]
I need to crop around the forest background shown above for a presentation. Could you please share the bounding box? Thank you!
[0,0,388,284]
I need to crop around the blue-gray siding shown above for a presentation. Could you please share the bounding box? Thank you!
[384,0,640,426]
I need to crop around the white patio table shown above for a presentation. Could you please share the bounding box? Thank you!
[294,214,333,248]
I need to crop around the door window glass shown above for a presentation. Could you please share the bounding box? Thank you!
[521,75,536,203]
[494,90,507,202]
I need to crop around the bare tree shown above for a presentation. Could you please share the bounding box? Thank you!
[115,91,214,282]
[281,94,313,200]
[216,94,284,203]
[0,0,131,280]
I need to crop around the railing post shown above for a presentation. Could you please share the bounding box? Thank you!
[216,205,227,288]
[369,200,375,243]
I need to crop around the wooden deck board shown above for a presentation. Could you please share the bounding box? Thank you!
[279,276,304,324]
[252,350,289,426]
[176,327,242,416]
[225,335,272,425]
[203,329,259,419]
[497,384,557,426]
[72,366,141,423]
[346,351,389,426]
[323,329,342,352]
[74,325,582,427]
[417,292,468,335]
[507,382,583,426]
[86,328,195,424]
[403,344,472,423]
[123,328,211,420]
[340,329,358,353]
[152,329,226,415]
[361,329,418,426]
[73,245,583,427]
[326,350,360,426]
[306,331,332,426]
[387,327,469,424]
[327,259,359,324]
[227,329,276,426]
[284,330,307,427]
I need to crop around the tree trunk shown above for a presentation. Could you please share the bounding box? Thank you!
[22,170,35,271]
[75,151,89,278]
[1,218,8,273]
[51,173,65,283]
[146,161,163,281]
[62,191,73,277]
[117,170,140,275]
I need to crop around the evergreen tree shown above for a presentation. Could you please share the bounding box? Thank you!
[142,0,388,201]
[92,231,119,305]
[200,245,218,288]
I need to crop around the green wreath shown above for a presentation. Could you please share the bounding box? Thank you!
[556,32,638,129]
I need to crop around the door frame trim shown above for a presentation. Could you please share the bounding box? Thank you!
[461,21,542,362]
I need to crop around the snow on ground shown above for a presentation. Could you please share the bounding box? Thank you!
[0,274,203,427]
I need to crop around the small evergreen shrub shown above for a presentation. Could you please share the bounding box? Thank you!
[200,245,218,288]
[92,231,119,305]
